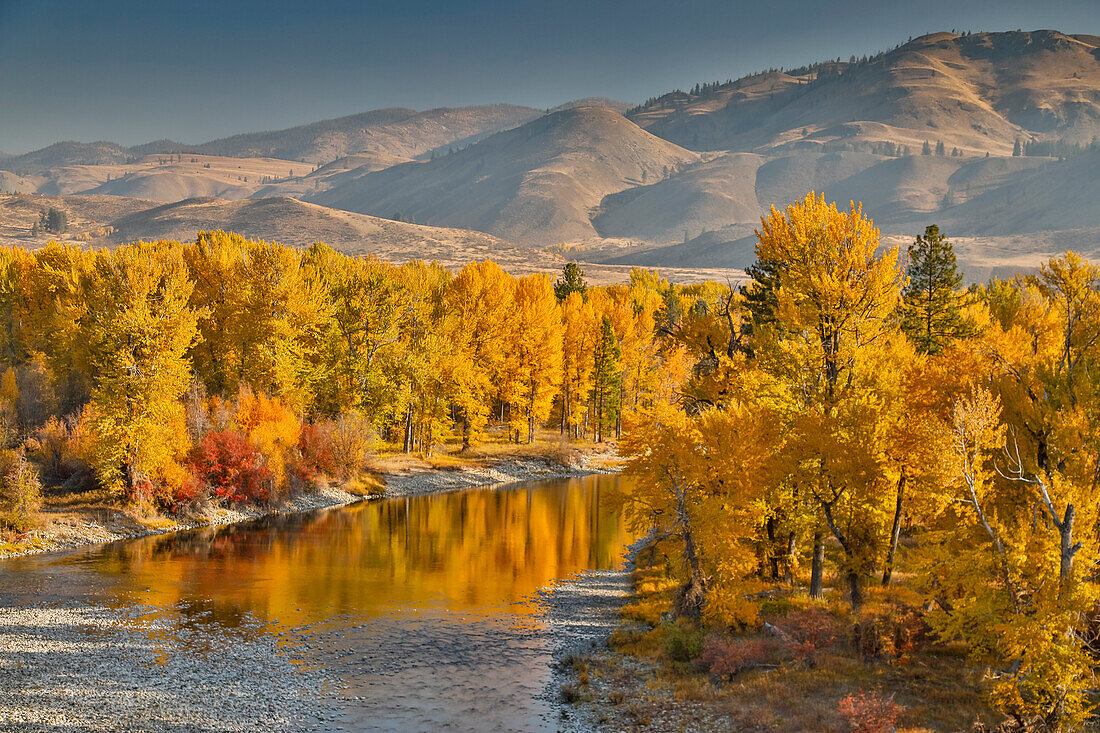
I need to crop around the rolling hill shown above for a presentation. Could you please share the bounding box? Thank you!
[310,106,700,246]
[4,29,1100,279]
[628,30,1100,155]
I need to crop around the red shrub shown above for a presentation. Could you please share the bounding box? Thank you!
[188,430,272,504]
[838,690,903,733]
[696,635,772,679]
[779,607,840,667]
[295,423,336,482]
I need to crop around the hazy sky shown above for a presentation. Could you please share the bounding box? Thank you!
[2,0,1099,153]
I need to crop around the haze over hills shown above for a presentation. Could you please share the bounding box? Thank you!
[310,106,700,245]
[4,29,1100,281]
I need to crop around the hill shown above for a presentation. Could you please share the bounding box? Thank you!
[628,30,1100,155]
[0,141,134,175]
[311,106,700,246]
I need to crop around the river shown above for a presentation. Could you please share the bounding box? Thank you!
[0,474,640,731]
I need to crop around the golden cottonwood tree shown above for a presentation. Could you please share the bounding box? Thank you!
[186,231,327,404]
[560,291,597,438]
[445,261,515,448]
[501,274,563,443]
[83,243,199,503]
[754,192,904,609]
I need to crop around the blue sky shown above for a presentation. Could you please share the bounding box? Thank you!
[1,0,1098,153]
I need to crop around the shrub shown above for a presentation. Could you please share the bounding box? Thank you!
[296,422,336,482]
[779,607,840,667]
[325,412,375,480]
[853,606,930,663]
[663,621,704,663]
[188,430,273,504]
[696,635,772,680]
[27,413,96,490]
[0,448,43,532]
[837,690,903,733]
[235,389,300,495]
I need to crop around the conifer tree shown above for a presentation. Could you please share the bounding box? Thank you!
[553,262,587,302]
[901,225,972,355]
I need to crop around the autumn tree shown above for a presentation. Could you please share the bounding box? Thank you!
[500,275,563,442]
[83,242,199,504]
[445,261,515,448]
[559,291,597,438]
[754,192,905,610]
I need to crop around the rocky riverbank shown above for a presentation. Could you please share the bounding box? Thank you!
[0,604,341,732]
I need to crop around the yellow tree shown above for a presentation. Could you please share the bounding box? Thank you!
[445,261,515,448]
[82,242,199,504]
[185,231,327,404]
[560,291,597,438]
[754,192,904,609]
[502,274,563,443]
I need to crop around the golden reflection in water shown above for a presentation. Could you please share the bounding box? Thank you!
[73,475,638,628]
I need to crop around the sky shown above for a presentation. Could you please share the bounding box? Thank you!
[1,0,1099,154]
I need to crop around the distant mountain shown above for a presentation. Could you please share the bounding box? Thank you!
[0,141,133,175]
[549,98,633,114]
[0,193,559,272]
[629,30,1100,155]
[0,105,542,173]
[175,105,543,162]
[311,106,699,245]
[6,29,1100,278]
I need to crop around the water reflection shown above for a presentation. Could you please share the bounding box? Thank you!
[0,474,638,731]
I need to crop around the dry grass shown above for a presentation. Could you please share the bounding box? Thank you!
[580,535,1002,732]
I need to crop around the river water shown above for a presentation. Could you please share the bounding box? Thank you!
[0,474,639,731]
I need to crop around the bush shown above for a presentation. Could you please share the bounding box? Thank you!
[325,412,374,480]
[837,690,903,733]
[26,413,96,490]
[696,635,772,680]
[187,430,273,505]
[0,448,43,531]
[295,422,336,482]
[663,621,704,663]
[235,389,300,494]
[853,606,930,663]
[779,607,840,667]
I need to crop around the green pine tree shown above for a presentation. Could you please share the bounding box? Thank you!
[553,262,587,301]
[901,225,974,355]
[592,317,621,443]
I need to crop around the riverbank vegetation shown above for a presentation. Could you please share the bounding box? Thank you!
[600,193,1100,730]
[0,232,676,538]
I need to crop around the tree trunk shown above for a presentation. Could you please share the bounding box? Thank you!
[809,532,825,598]
[847,571,863,611]
[766,517,780,580]
[403,406,414,454]
[1059,503,1078,584]
[783,532,796,584]
[882,473,906,586]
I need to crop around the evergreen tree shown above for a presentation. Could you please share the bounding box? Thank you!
[553,262,587,302]
[922,141,931,155]
[1013,139,1022,156]
[935,140,946,156]
[591,316,621,443]
[901,225,973,354]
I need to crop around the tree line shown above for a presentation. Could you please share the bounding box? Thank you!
[0,232,681,519]
[620,192,1100,728]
